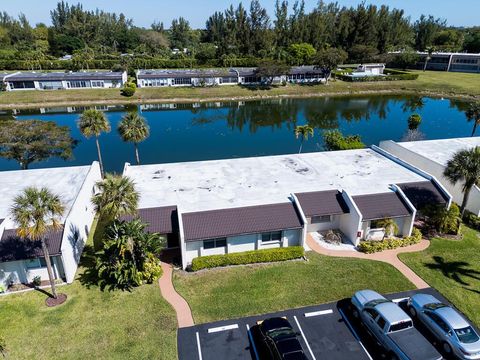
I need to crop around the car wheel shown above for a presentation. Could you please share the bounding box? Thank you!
[408,306,417,318]
[389,352,400,360]
[442,342,452,354]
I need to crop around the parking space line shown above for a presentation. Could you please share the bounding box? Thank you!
[195,332,203,360]
[293,315,317,360]
[246,324,260,360]
[392,297,410,303]
[338,308,373,360]
[304,309,333,317]
[207,324,239,333]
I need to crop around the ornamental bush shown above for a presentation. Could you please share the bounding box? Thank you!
[358,228,422,254]
[121,82,136,97]
[323,130,365,151]
[140,253,163,283]
[190,246,305,271]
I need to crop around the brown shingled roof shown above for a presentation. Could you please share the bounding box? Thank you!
[0,226,64,262]
[295,190,350,217]
[122,206,178,234]
[398,181,449,210]
[353,192,412,221]
[182,202,303,242]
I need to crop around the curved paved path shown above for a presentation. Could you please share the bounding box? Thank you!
[158,262,194,328]
[306,235,430,289]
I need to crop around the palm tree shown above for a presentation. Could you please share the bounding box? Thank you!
[377,218,399,238]
[444,146,480,216]
[10,187,65,299]
[118,112,150,165]
[78,109,111,176]
[294,125,314,154]
[92,174,139,221]
[423,46,435,72]
[465,102,480,137]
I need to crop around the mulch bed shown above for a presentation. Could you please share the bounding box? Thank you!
[45,293,67,307]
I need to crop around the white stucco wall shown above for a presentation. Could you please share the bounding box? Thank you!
[306,215,340,233]
[380,141,479,215]
[183,229,302,266]
[60,162,101,283]
[0,256,64,288]
[338,192,362,245]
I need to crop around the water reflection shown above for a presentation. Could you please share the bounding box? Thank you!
[0,95,475,173]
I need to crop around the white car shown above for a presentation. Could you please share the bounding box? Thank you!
[408,293,480,359]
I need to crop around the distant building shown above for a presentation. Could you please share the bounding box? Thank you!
[417,52,480,73]
[355,63,385,75]
[3,71,127,91]
[136,66,325,88]
[0,163,102,290]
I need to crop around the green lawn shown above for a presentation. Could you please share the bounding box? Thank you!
[400,227,480,327]
[174,252,414,324]
[0,221,177,360]
[0,70,478,109]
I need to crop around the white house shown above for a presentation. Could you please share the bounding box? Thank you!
[380,137,480,215]
[3,71,127,91]
[0,163,102,290]
[136,66,325,88]
[123,147,450,269]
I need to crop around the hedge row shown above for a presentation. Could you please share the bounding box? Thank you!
[0,57,264,71]
[335,69,418,82]
[357,228,422,254]
[190,246,305,271]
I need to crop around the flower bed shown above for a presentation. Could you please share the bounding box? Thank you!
[358,228,422,254]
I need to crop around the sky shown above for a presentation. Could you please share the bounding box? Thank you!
[2,0,479,28]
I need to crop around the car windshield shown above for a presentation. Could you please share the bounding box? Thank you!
[389,320,413,332]
[268,327,296,340]
[364,298,391,307]
[455,326,480,344]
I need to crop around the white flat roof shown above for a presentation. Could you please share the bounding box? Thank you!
[0,165,92,226]
[397,137,480,166]
[124,148,426,213]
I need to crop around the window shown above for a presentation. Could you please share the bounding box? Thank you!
[261,231,282,243]
[376,316,386,330]
[426,312,451,333]
[25,258,47,269]
[389,320,413,332]
[311,215,331,224]
[203,238,227,249]
[68,80,88,88]
[173,77,192,85]
[91,80,104,88]
[455,326,480,344]
[364,308,379,320]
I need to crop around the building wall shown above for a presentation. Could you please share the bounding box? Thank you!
[60,162,102,283]
[183,229,302,266]
[338,192,363,245]
[0,256,64,288]
[361,216,411,241]
[306,215,340,233]
[380,141,480,216]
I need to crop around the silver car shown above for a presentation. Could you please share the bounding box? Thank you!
[408,293,480,359]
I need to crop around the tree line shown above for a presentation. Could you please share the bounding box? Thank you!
[0,1,479,71]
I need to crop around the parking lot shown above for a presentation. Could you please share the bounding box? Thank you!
[177,288,473,360]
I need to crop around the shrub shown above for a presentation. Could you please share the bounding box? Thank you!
[423,203,461,234]
[323,130,365,151]
[190,246,305,271]
[463,210,480,230]
[141,253,163,283]
[0,285,5,293]
[32,275,42,287]
[121,82,136,97]
[334,68,419,82]
[358,228,422,254]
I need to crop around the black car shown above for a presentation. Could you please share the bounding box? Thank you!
[258,317,308,360]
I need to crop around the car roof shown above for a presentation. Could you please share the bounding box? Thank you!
[354,289,385,305]
[375,302,412,324]
[262,317,292,332]
[276,338,304,355]
[412,293,440,307]
[435,306,470,329]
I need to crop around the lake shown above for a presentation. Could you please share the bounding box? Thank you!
[0,95,475,173]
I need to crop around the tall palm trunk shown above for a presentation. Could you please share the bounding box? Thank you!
[423,58,429,72]
[134,143,140,165]
[41,238,57,299]
[460,186,472,216]
[298,139,303,154]
[96,137,104,177]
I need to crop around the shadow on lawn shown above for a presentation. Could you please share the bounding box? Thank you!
[426,256,480,286]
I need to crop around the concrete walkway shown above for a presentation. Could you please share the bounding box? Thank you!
[158,262,194,328]
[306,235,430,289]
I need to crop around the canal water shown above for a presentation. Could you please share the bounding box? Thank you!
[0,95,475,173]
